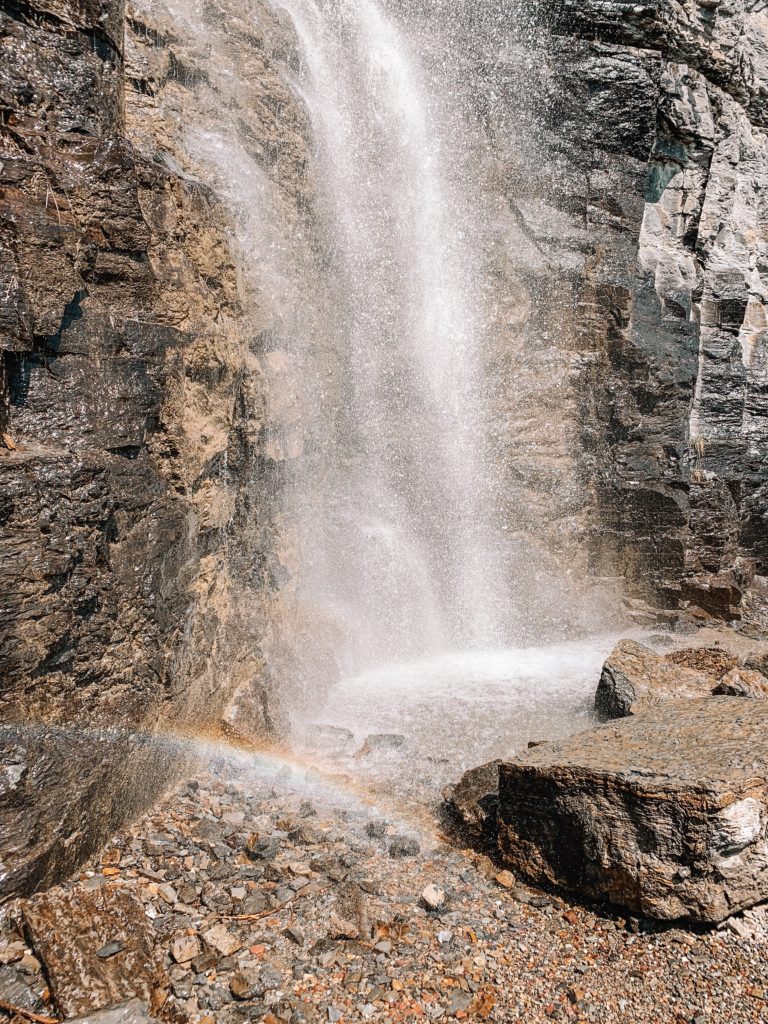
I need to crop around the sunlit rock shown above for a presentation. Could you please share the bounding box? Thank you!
[595,640,722,718]
[497,699,768,923]
[21,886,166,1017]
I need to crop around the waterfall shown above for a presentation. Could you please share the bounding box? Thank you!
[278,0,513,673]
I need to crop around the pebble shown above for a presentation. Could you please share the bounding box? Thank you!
[171,935,201,964]
[389,836,420,859]
[421,884,446,911]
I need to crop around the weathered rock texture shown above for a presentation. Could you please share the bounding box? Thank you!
[22,884,165,1017]
[0,0,302,898]
[445,0,768,616]
[596,636,768,717]
[498,698,768,923]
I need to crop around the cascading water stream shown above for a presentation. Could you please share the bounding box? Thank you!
[278,0,513,672]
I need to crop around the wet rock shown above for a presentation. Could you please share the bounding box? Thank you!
[497,698,768,922]
[443,760,500,846]
[21,884,166,1017]
[595,641,718,719]
[714,668,768,698]
[66,1001,158,1024]
[0,963,43,1013]
[307,725,355,753]
[356,735,406,756]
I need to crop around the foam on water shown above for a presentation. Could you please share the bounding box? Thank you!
[296,635,627,796]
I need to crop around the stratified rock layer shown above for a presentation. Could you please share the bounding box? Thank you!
[0,0,299,898]
[498,699,768,922]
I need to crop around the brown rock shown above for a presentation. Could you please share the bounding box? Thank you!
[595,640,716,719]
[497,699,768,923]
[665,646,738,678]
[714,668,768,698]
[442,760,500,846]
[22,884,165,1017]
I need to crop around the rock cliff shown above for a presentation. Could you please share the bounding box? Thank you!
[0,0,294,897]
[441,0,768,617]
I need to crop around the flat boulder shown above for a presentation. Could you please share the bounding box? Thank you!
[595,640,726,719]
[22,884,166,1018]
[497,699,768,923]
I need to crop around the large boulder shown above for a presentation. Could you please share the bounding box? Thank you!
[594,640,732,718]
[497,699,768,923]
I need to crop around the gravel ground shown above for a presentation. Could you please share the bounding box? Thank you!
[2,748,768,1024]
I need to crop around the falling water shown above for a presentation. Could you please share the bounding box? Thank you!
[279,0,516,673]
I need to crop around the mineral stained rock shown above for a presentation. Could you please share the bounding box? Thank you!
[22,885,165,1017]
[498,699,768,922]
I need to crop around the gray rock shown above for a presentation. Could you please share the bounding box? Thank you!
[66,1001,157,1024]
[388,836,420,859]
[497,698,768,922]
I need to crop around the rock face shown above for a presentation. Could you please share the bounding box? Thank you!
[0,0,301,898]
[498,698,768,923]
[448,0,768,615]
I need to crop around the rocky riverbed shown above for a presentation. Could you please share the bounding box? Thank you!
[3,745,768,1024]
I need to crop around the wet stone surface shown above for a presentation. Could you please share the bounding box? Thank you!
[2,762,768,1024]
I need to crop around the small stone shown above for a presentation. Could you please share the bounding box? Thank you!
[203,924,243,956]
[284,927,305,946]
[158,883,178,905]
[421,884,446,911]
[230,968,263,1001]
[327,1009,342,1023]
[171,935,201,965]
[389,836,420,859]
[96,941,124,959]
[365,820,388,839]
[437,930,453,944]
[495,871,515,889]
[374,940,392,954]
